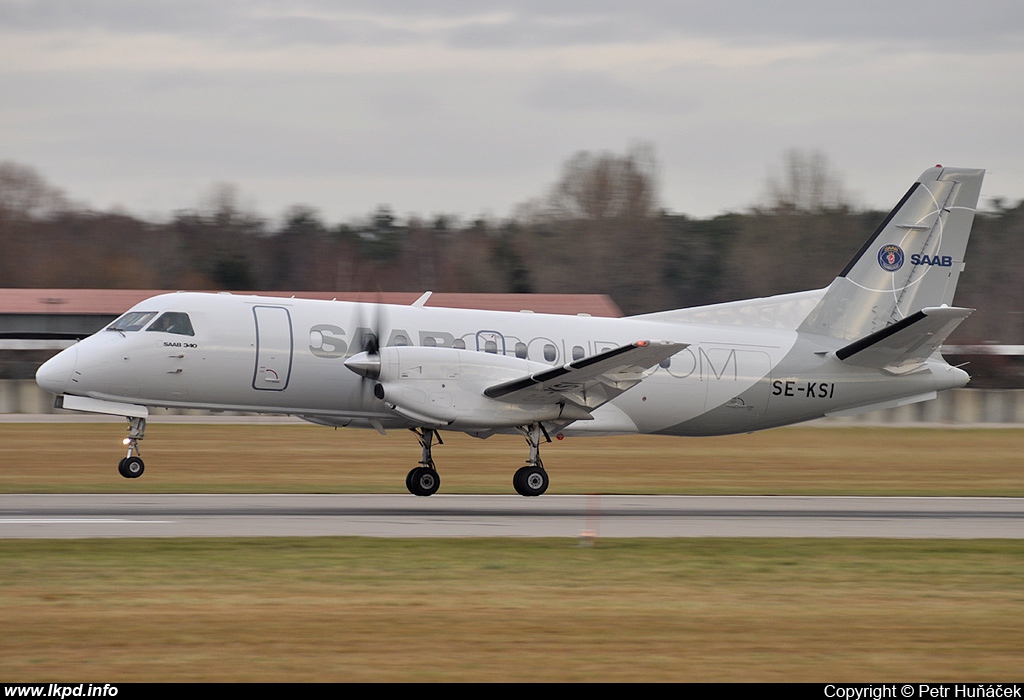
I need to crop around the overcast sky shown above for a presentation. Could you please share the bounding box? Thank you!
[2,1,1023,223]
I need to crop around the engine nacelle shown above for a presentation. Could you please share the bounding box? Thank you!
[346,346,582,429]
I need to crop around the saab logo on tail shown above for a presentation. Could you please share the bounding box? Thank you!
[910,254,953,267]
[877,244,904,271]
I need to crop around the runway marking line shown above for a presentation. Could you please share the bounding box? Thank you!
[1,519,173,524]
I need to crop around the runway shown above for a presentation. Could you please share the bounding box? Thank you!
[1,494,1022,538]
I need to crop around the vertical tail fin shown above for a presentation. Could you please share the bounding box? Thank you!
[798,166,985,341]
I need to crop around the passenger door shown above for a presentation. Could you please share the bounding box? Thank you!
[252,306,293,391]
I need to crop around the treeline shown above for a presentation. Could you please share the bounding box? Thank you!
[1,152,1021,344]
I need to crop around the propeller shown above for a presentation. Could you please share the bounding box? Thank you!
[344,295,386,389]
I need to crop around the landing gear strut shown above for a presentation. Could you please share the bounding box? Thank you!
[406,427,441,496]
[513,423,550,497]
[117,416,146,479]
[401,424,551,497]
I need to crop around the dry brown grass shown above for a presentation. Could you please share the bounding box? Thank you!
[2,538,1022,682]
[2,424,1022,681]
[2,540,1024,679]
[0,423,1020,495]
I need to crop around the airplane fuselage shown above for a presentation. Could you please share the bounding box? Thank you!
[33,165,984,495]
[38,291,967,438]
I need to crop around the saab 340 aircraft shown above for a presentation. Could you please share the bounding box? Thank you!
[36,166,985,496]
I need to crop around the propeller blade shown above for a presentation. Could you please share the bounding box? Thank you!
[346,296,387,394]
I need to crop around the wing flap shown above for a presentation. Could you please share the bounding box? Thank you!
[484,340,685,408]
[835,306,973,374]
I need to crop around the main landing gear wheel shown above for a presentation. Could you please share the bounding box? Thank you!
[118,456,145,479]
[407,466,440,497]
[512,423,551,497]
[513,465,548,497]
[405,428,443,496]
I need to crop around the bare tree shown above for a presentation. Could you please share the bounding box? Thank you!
[516,144,667,312]
[765,149,849,213]
[0,161,71,220]
[547,143,659,221]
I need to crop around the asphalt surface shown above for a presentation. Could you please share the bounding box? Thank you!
[1,494,1022,538]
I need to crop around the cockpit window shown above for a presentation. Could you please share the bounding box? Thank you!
[146,312,195,336]
[107,311,157,332]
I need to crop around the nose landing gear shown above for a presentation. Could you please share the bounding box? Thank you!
[117,416,146,479]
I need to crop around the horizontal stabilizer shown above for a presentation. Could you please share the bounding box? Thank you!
[484,340,686,409]
[835,306,972,373]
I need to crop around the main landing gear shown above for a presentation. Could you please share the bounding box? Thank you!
[512,423,550,497]
[404,423,551,497]
[117,416,146,479]
[406,428,442,496]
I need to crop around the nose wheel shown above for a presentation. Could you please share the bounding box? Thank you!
[118,456,145,478]
[118,417,147,479]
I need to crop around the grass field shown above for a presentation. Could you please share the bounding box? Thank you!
[2,538,1023,682]
[0,422,1021,495]
[1,423,1021,681]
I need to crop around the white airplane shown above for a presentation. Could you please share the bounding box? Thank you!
[36,165,985,496]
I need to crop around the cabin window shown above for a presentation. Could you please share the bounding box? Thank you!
[514,342,528,359]
[484,340,498,354]
[453,338,466,350]
[543,344,556,362]
[660,357,671,369]
[423,336,437,347]
[393,334,409,346]
[145,312,195,336]
[107,311,157,333]
[572,345,585,361]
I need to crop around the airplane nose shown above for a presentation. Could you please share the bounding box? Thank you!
[36,345,78,395]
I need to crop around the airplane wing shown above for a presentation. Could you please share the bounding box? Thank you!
[835,306,973,374]
[484,340,686,409]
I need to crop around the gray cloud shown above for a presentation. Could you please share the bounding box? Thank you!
[1,1,1022,222]
[526,71,693,114]
[3,1,1022,50]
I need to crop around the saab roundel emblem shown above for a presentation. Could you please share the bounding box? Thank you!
[877,244,904,272]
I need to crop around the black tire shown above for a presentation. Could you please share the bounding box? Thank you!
[512,466,529,495]
[122,456,145,479]
[406,467,421,494]
[409,467,440,496]
[516,466,548,497]
[117,458,129,478]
